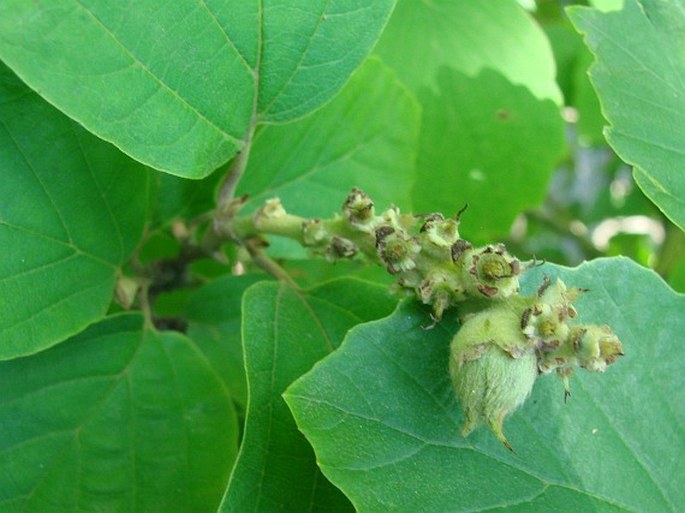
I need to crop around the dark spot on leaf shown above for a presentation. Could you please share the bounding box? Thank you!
[496,109,511,121]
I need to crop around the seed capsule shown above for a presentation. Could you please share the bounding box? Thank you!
[450,305,537,451]
[536,322,623,400]
[376,229,420,274]
[343,187,375,231]
[420,213,461,249]
[461,245,521,299]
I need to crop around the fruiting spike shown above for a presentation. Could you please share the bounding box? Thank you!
[232,189,626,450]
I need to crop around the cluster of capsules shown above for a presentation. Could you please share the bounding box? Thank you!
[450,277,623,450]
[301,188,524,322]
[258,187,624,450]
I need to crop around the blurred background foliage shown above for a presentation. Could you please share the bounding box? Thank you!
[511,0,685,292]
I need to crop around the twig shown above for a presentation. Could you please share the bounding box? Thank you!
[243,238,300,289]
[138,279,155,330]
[217,122,256,210]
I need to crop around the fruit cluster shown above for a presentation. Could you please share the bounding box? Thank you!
[229,188,624,449]
[450,278,623,451]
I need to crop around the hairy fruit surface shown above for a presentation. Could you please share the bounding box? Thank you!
[449,305,537,451]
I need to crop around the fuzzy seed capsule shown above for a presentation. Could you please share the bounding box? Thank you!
[417,269,466,322]
[538,324,623,374]
[420,213,461,248]
[521,279,582,351]
[450,305,537,451]
[536,320,623,400]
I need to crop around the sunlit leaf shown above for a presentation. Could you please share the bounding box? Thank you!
[412,68,565,241]
[570,0,685,230]
[0,0,395,177]
[374,0,565,238]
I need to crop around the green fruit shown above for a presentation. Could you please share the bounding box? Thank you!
[449,305,536,451]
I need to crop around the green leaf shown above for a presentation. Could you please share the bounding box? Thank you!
[238,57,420,216]
[0,0,395,178]
[185,274,270,412]
[285,258,685,512]
[569,0,685,230]
[151,170,223,229]
[374,0,561,103]
[412,68,565,241]
[0,63,150,359]
[0,313,238,513]
[573,46,608,146]
[543,19,607,146]
[221,278,397,512]
[373,1,565,239]
[542,21,583,106]
[589,0,624,11]
[284,259,393,289]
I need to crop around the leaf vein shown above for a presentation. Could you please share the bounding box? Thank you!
[197,0,254,72]
[72,0,242,145]
[259,0,333,118]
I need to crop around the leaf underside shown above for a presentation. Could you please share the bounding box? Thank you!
[569,0,685,231]
[286,258,685,513]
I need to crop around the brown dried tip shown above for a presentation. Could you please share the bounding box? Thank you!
[450,239,473,262]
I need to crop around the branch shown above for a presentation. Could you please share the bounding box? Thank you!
[217,121,256,210]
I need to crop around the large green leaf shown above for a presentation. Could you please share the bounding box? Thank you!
[374,0,561,103]
[0,313,238,513]
[185,273,269,412]
[412,68,565,242]
[285,258,684,512]
[569,0,685,230]
[373,0,565,239]
[237,57,420,216]
[0,0,395,178]
[589,0,624,11]
[0,63,150,360]
[220,278,397,512]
